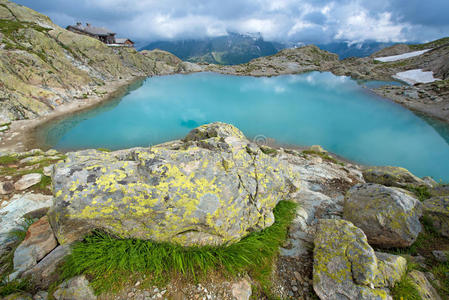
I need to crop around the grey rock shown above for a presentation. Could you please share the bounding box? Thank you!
[2,292,33,300]
[231,278,252,300]
[23,245,72,288]
[0,180,14,194]
[432,250,449,263]
[313,219,395,300]
[0,193,53,256]
[403,89,419,99]
[423,196,449,237]
[48,123,300,246]
[408,270,442,300]
[14,173,42,191]
[362,166,427,187]
[53,275,97,300]
[344,183,422,247]
[10,216,57,280]
[33,291,49,300]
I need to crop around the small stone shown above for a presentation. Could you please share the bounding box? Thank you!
[33,291,48,300]
[53,275,96,300]
[128,291,135,297]
[135,281,141,286]
[291,279,296,286]
[292,286,298,292]
[432,250,449,263]
[14,173,42,191]
[20,155,44,164]
[293,271,302,283]
[43,165,53,176]
[45,149,59,156]
[231,278,252,300]
[0,181,14,194]
[309,145,326,153]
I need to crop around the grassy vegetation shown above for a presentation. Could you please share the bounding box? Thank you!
[406,185,432,202]
[431,261,449,296]
[0,155,19,165]
[61,201,297,295]
[390,263,422,300]
[260,146,278,156]
[409,37,449,50]
[302,150,344,166]
[96,148,111,152]
[0,279,32,297]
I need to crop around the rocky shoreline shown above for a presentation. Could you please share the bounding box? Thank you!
[0,123,448,300]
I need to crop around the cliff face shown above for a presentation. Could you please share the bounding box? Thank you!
[0,0,186,124]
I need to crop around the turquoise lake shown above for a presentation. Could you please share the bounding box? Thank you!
[38,72,449,181]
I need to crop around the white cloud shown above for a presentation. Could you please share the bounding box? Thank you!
[14,0,449,43]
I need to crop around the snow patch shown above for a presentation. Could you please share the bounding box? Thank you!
[393,69,440,85]
[375,49,431,62]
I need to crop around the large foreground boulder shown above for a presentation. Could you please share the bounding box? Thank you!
[422,196,449,237]
[344,183,422,247]
[362,166,427,187]
[313,219,405,300]
[48,123,300,246]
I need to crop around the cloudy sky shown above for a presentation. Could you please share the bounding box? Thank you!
[13,0,449,44]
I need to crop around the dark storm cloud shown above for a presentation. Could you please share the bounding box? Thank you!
[11,0,449,43]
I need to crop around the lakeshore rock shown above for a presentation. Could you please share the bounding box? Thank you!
[0,193,53,256]
[53,275,97,300]
[22,245,72,289]
[422,196,449,237]
[313,219,397,300]
[362,166,427,187]
[408,270,442,300]
[0,180,14,194]
[344,183,422,247]
[10,216,57,280]
[48,123,300,246]
[14,173,42,191]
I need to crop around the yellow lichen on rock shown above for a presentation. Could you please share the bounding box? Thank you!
[47,123,300,246]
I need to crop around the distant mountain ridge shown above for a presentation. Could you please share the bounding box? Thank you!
[141,32,285,65]
[141,35,401,65]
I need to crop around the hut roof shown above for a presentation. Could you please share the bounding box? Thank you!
[70,23,115,36]
[116,38,134,44]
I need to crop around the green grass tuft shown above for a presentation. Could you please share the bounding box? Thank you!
[0,155,19,165]
[406,185,431,202]
[62,201,297,295]
[302,150,344,166]
[0,279,31,297]
[391,275,422,300]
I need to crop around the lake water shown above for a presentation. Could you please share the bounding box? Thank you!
[37,72,449,181]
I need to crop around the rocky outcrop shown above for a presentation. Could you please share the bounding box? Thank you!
[205,45,339,77]
[22,245,71,288]
[48,123,300,246]
[0,192,53,256]
[344,183,422,247]
[313,219,403,300]
[0,0,191,124]
[9,216,57,280]
[422,196,449,237]
[362,166,427,187]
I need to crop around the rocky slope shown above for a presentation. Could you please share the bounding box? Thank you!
[0,0,194,125]
[0,123,448,300]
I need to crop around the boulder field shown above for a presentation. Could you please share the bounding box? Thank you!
[0,123,448,299]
